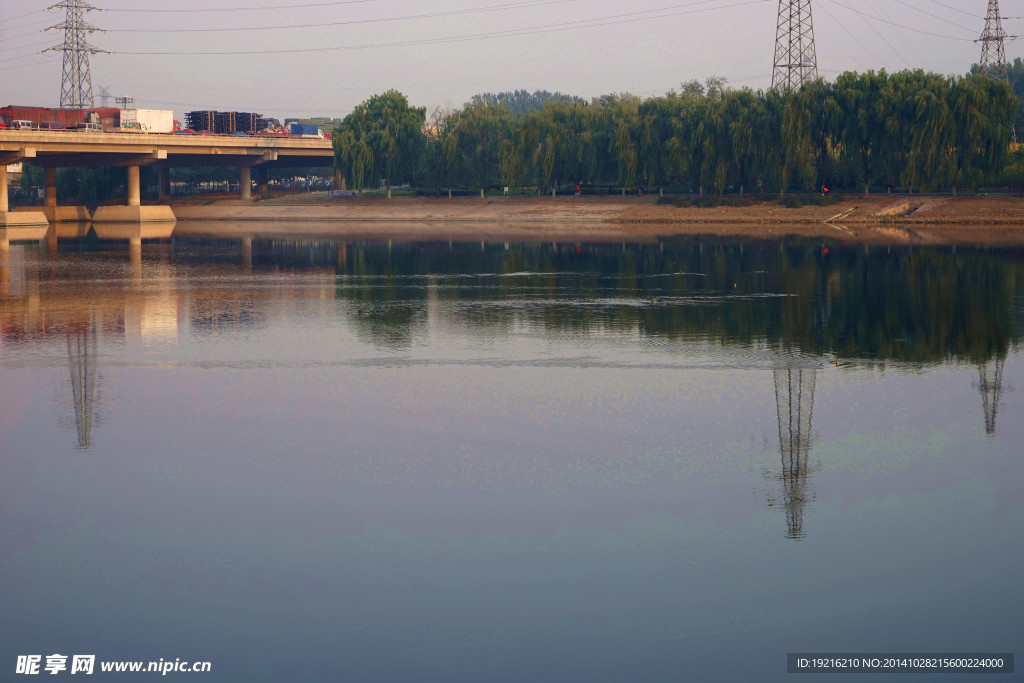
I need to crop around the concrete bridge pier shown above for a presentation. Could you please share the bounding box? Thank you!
[240,167,252,201]
[255,167,269,199]
[238,152,276,201]
[0,154,48,229]
[93,161,175,224]
[158,168,171,202]
[34,167,92,223]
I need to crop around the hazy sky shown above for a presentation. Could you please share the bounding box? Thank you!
[0,0,1017,121]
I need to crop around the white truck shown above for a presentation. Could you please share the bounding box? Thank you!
[120,109,175,133]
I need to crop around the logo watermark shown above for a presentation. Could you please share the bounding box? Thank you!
[16,655,211,676]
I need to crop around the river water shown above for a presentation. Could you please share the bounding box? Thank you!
[1,233,1021,681]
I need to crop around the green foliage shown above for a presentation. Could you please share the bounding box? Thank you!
[333,90,426,194]
[470,90,585,115]
[56,167,125,203]
[335,72,1017,196]
[19,164,42,197]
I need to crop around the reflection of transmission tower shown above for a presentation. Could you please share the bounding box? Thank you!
[46,0,102,109]
[66,323,98,449]
[772,0,818,90]
[772,367,817,539]
[976,357,1006,436]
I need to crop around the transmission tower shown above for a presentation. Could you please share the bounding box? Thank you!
[46,0,103,109]
[978,0,1010,77]
[772,0,818,90]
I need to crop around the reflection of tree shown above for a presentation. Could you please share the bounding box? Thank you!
[770,367,818,540]
[330,240,1023,365]
[337,244,427,351]
[66,322,98,450]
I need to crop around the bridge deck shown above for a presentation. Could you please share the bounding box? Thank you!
[0,130,334,168]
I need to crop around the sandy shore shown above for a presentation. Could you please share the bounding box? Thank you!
[167,194,1024,245]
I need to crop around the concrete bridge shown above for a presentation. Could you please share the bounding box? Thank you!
[0,130,334,227]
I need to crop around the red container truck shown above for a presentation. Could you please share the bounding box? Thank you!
[0,106,86,129]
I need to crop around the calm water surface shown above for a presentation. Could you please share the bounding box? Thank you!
[1,235,1021,681]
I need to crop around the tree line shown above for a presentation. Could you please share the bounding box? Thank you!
[333,70,1019,197]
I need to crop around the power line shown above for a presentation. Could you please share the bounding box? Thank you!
[0,59,54,72]
[822,0,975,41]
[104,0,586,34]
[890,0,976,32]
[0,28,56,46]
[101,0,380,13]
[864,0,921,67]
[0,44,55,62]
[926,0,981,20]
[816,0,884,65]
[0,9,48,25]
[108,0,772,56]
[0,18,62,39]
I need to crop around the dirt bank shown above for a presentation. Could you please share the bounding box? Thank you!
[167,194,1024,245]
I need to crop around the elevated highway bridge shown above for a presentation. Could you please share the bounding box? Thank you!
[0,130,334,228]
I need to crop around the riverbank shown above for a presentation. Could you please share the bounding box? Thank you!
[167,194,1024,244]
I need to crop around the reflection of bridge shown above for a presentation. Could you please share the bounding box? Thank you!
[771,367,818,540]
[0,130,333,226]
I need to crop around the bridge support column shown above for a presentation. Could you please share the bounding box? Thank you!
[158,168,171,201]
[45,168,57,209]
[0,164,48,229]
[0,165,8,214]
[127,165,141,207]
[240,167,252,200]
[17,166,91,223]
[93,164,174,224]
[255,167,269,199]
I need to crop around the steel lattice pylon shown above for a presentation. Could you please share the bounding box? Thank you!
[46,0,102,109]
[772,0,818,90]
[978,0,1009,77]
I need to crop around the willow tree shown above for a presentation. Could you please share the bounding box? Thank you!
[832,70,887,194]
[334,90,425,196]
[446,100,511,197]
[606,93,642,194]
[726,88,765,195]
[948,74,1014,194]
[904,73,955,192]
[781,79,829,194]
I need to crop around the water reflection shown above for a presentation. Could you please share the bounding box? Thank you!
[770,366,818,540]
[65,321,98,450]
[0,236,1020,518]
[975,354,1010,436]
[1,235,1021,681]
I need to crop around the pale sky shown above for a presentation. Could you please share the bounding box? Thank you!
[0,0,1017,121]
